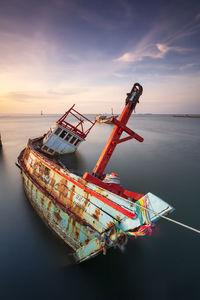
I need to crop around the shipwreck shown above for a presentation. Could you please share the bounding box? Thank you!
[17,83,175,263]
[95,108,118,124]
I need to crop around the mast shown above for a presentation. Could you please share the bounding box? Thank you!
[92,83,143,179]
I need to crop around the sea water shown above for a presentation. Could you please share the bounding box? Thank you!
[0,114,200,300]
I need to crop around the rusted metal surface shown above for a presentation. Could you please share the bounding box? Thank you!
[18,142,121,261]
[23,142,136,227]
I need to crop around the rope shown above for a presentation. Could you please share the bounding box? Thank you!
[126,198,200,234]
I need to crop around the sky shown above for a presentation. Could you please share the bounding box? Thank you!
[0,0,200,114]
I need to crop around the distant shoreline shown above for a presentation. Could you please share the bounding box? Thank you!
[173,115,200,118]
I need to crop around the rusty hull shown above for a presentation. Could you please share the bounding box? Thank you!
[18,138,128,262]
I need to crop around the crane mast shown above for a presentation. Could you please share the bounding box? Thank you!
[92,83,143,178]
[83,83,144,193]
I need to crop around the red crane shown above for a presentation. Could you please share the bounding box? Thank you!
[83,83,144,198]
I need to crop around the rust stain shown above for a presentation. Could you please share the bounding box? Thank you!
[50,178,56,187]
[69,185,75,206]
[19,151,97,233]
[47,200,52,211]
[85,238,90,245]
[23,147,30,161]
[41,197,44,206]
[106,221,114,228]
[35,186,38,197]
[92,214,98,220]
[71,218,81,241]
[75,225,81,240]
[116,215,122,221]
[77,177,87,185]
[54,211,62,222]
[96,187,104,196]
[94,208,100,221]
[56,178,69,206]
[65,214,71,233]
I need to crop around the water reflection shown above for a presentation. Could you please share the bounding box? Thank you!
[21,187,74,267]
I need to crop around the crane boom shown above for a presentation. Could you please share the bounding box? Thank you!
[92,83,143,179]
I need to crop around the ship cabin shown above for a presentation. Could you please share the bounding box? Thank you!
[41,105,95,155]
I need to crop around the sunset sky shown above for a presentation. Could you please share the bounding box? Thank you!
[0,0,200,114]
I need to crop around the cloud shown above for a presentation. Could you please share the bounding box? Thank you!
[47,87,88,96]
[180,63,196,71]
[115,13,199,64]
[112,72,128,78]
[164,13,200,45]
[116,43,190,63]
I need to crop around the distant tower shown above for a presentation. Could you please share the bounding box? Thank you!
[41,105,95,155]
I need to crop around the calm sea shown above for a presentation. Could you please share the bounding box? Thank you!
[0,114,200,300]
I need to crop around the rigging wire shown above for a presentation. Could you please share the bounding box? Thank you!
[126,198,200,234]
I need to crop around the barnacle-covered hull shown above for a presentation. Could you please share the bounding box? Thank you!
[18,137,173,263]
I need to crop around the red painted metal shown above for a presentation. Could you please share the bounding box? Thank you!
[83,172,125,196]
[57,104,96,139]
[30,150,136,219]
[92,83,143,178]
[111,118,143,143]
[85,83,143,181]
[123,190,144,201]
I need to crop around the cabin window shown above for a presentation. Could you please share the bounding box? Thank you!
[70,136,76,144]
[60,130,67,139]
[74,139,80,146]
[43,146,48,151]
[54,151,59,156]
[54,127,62,136]
[48,148,54,153]
[65,133,72,141]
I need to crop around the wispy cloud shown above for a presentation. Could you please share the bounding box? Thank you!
[47,87,88,96]
[116,43,191,63]
[180,63,196,71]
[115,14,199,64]
[164,15,200,45]
[112,72,128,78]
